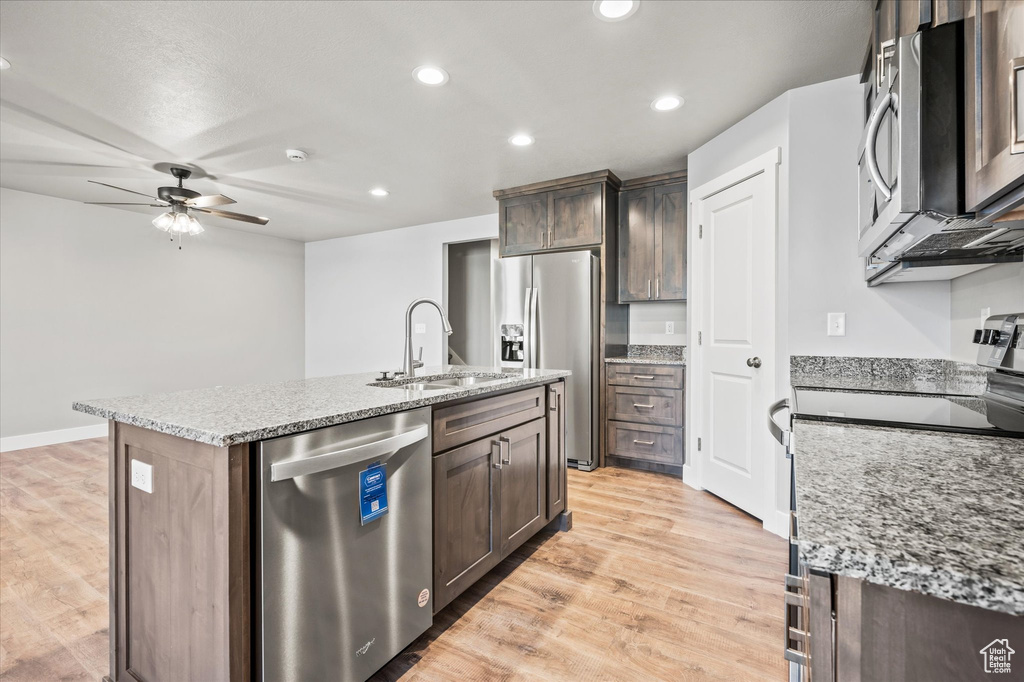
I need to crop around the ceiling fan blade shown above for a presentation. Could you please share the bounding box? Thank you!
[85,201,168,206]
[87,180,160,201]
[186,194,236,208]
[193,207,269,225]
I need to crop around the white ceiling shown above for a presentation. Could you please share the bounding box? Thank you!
[0,0,871,242]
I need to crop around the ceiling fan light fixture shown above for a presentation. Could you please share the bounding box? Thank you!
[171,212,193,234]
[187,216,205,235]
[152,212,174,232]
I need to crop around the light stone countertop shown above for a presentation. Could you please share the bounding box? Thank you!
[604,356,686,366]
[793,419,1024,615]
[73,366,570,447]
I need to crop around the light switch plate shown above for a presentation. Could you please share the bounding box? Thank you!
[131,459,153,494]
[414,323,426,334]
[665,321,674,335]
[827,312,846,337]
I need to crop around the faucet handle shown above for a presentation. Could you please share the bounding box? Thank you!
[377,370,393,381]
[417,346,424,361]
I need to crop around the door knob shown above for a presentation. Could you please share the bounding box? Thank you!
[747,357,762,368]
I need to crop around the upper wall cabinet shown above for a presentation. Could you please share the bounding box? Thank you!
[964,0,1024,213]
[617,171,687,303]
[494,171,619,257]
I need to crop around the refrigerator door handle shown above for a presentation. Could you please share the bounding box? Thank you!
[529,287,539,369]
[522,288,533,368]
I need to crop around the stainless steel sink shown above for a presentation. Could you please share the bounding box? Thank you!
[368,372,508,390]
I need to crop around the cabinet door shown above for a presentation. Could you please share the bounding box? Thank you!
[498,418,547,557]
[432,437,501,612]
[618,187,655,302]
[549,183,603,250]
[654,182,687,301]
[546,382,566,520]
[965,0,1024,211]
[499,193,549,257]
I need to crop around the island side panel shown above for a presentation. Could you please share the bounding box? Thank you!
[108,421,249,682]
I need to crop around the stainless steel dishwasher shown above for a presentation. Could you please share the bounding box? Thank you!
[257,408,433,682]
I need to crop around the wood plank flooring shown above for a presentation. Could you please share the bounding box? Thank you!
[1,437,787,681]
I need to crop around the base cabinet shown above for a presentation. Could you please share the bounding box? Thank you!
[604,363,684,472]
[432,382,567,613]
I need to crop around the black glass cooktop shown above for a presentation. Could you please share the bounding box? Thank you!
[792,388,1024,438]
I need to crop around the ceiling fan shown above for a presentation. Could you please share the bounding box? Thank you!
[85,166,270,237]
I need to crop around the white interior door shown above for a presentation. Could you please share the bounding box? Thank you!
[694,159,777,520]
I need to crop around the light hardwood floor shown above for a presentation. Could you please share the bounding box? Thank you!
[1,437,787,681]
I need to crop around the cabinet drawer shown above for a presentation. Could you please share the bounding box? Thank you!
[607,385,682,427]
[607,363,683,389]
[433,386,546,453]
[607,421,682,465]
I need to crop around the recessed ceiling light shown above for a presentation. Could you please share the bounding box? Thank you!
[370,188,389,197]
[651,95,683,112]
[0,57,10,70]
[593,0,638,21]
[508,133,535,147]
[412,65,449,86]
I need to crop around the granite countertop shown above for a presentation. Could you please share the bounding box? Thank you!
[791,355,989,396]
[605,356,686,366]
[793,419,1024,616]
[605,343,686,367]
[73,366,570,447]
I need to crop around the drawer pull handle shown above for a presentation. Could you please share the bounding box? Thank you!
[633,439,655,446]
[633,403,655,409]
[633,375,656,380]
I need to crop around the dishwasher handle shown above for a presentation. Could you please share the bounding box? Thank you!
[270,424,429,482]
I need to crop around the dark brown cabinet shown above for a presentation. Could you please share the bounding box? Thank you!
[494,171,617,257]
[432,434,502,612]
[605,362,684,473]
[499,193,548,256]
[546,381,566,520]
[431,382,565,612]
[964,0,1024,212]
[497,418,547,556]
[617,172,687,303]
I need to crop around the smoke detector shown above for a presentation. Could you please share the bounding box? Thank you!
[286,149,308,162]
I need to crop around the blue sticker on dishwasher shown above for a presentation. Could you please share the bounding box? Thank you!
[359,462,388,525]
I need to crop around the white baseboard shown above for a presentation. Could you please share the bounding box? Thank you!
[682,463,703,490]
[763,509,790,539]
[0,423,107,453]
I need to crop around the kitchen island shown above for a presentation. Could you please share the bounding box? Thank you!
[74,366,571,682]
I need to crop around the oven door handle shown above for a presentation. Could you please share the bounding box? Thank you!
[865,90,898,203]
[768,398,791,451]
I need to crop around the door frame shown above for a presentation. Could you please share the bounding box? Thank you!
[686,147,784,537]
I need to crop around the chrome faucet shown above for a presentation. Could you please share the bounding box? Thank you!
[402,298,453,377]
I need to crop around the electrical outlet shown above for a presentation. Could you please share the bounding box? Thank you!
[414,323,426,334]
[131,459,153,494]
[665,321,674,335]
[827,312,846,337]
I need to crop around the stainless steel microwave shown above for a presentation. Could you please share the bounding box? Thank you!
[857,24,968,259]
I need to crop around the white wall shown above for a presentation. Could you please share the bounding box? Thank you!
[305,214,498,377]
[950,263,1024,362]
[787,77,951,358]
[684,75,955,532]
[0,188,305,441]
[627,302,687,346]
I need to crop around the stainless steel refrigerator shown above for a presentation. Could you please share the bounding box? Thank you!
[493,250,600,471]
